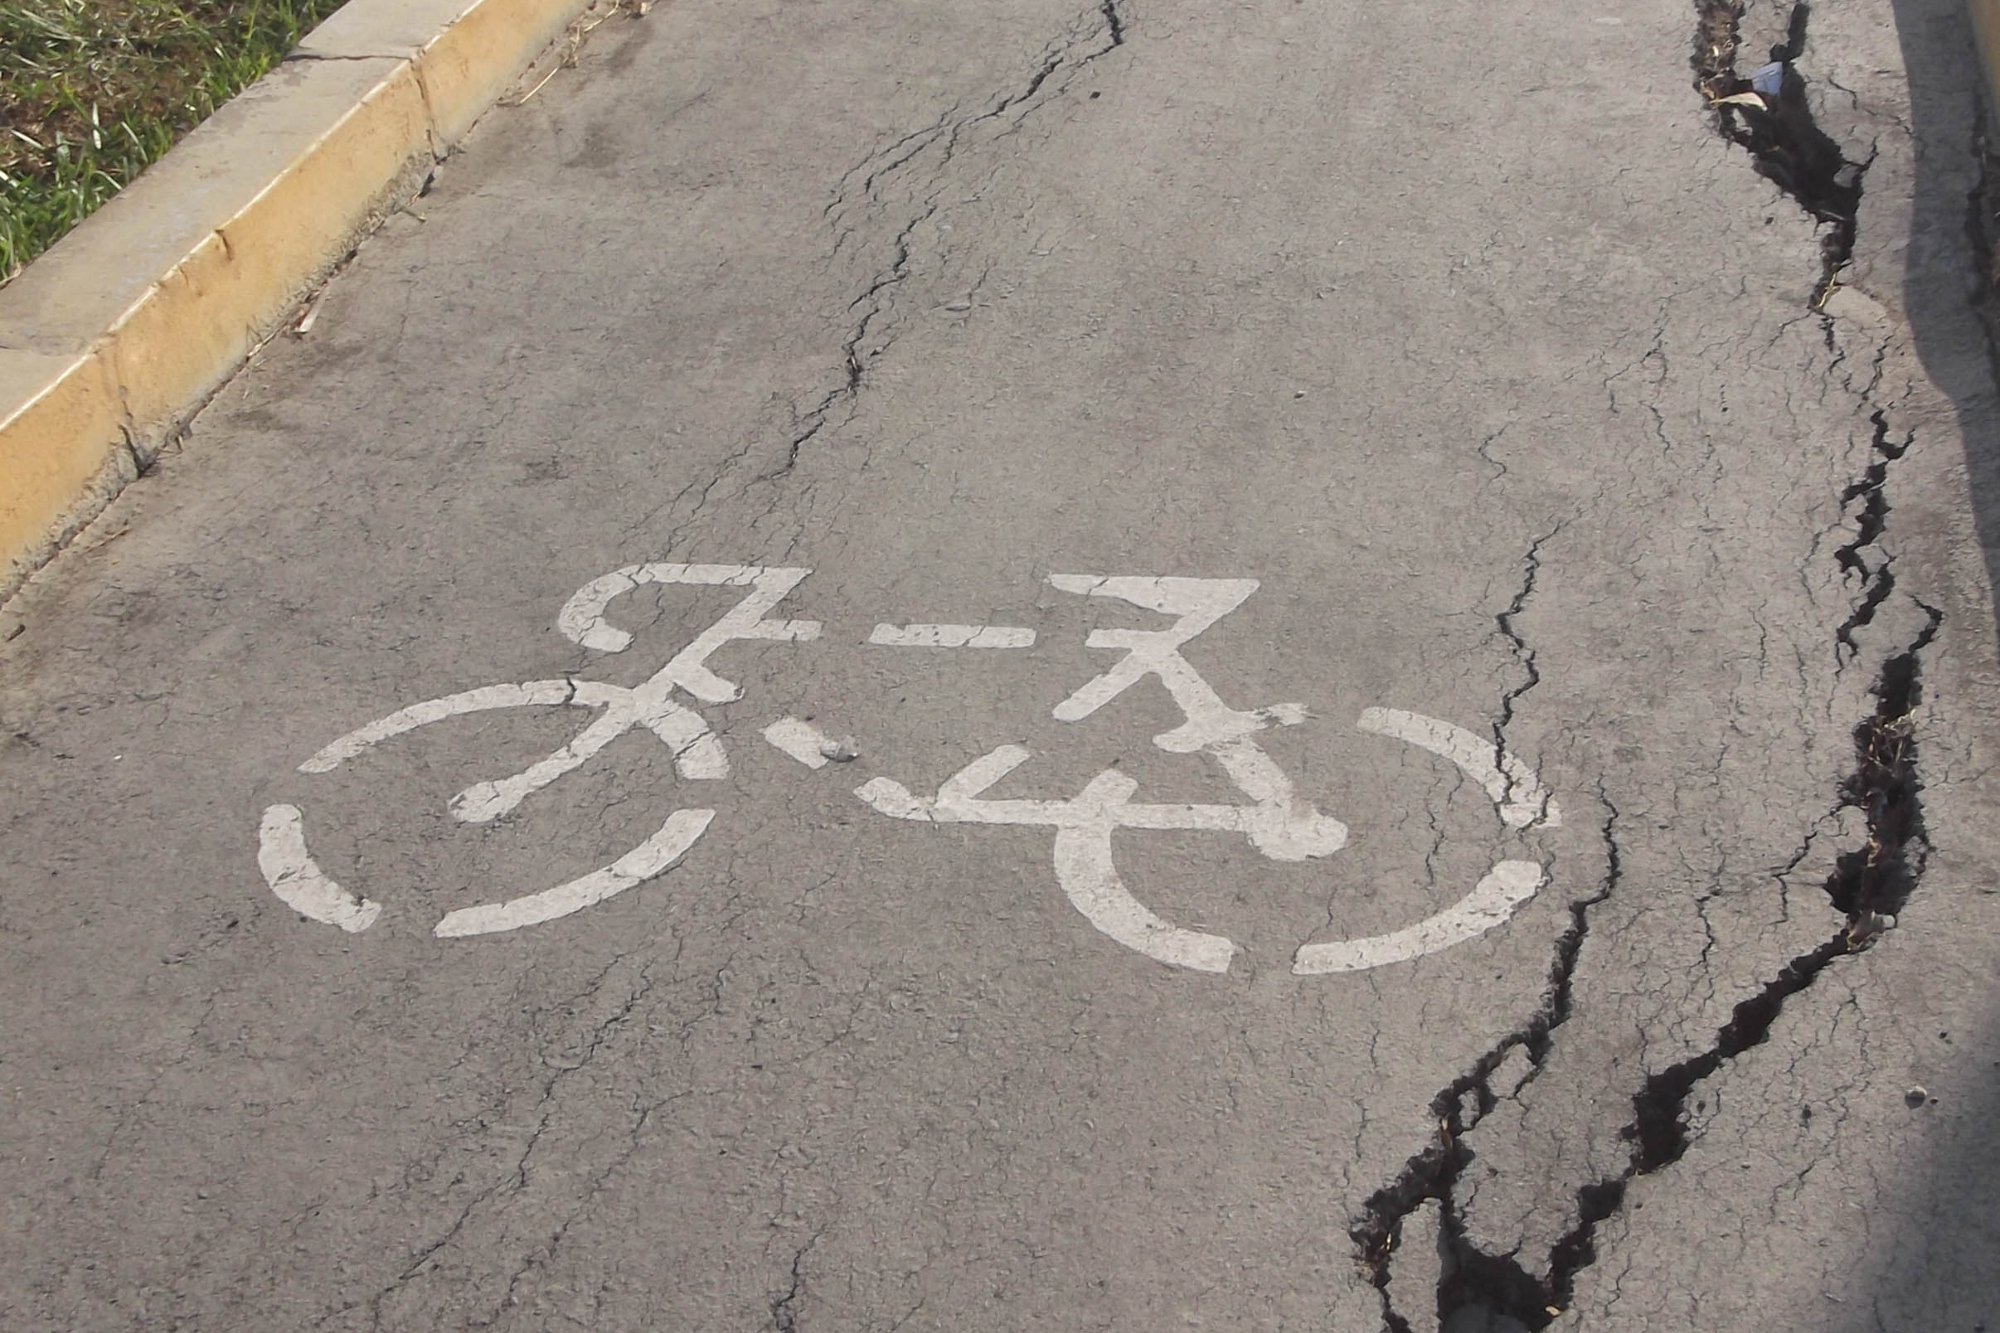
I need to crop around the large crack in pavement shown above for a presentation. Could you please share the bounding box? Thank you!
[1350,793,1625,1333]
[1348,2,1946,1328]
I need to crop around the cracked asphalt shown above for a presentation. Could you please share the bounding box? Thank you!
[5,0,2000,1328]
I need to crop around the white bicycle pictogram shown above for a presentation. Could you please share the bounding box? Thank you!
[258,563,1560,972]
[857,574,1560,974]
[258,564,820,938]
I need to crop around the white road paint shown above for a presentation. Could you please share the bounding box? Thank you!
[298,679,724,825]
[868,623,1036,648]
[272,564,821,938]
[862,744,1273,835]
[859,751,1243,972]
[299,680,575,773]
[270,563,1562,965]
[1048,575,1274,751]
[864,575,1353,971]
[763,717,833,769]
[1355,706,1561,828]
[258,804,382,932]
[447,681,723,824]
[1046,574,1341,858]
[555,565,821,703]
[433,809,714,937]
[1054,773,1238,973]
[1292,860,1547,974]
[864,577,1562,975]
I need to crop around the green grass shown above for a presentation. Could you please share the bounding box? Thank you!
[1,0,349,283]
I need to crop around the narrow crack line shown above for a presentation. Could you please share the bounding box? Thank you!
[632,0,1124,546]
[1476,424,1512,485]
[771,199,941,480]
[768,0,1125,481]
[1493,522,1564,803]
[770,1234,818,1333]
[333,961,663,1333]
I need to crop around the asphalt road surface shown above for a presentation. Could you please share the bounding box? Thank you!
[6,0,2000,1329]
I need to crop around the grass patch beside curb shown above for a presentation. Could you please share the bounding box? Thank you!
[1,0,348,283]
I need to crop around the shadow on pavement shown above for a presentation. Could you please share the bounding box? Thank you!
[1885,0,2000,639]
[1848,6,2000,1324]
[1832,986,2000,1332]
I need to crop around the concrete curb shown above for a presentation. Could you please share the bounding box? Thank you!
[0,0,598,602]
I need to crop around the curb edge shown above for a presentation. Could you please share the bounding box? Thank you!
[0,0,596,604]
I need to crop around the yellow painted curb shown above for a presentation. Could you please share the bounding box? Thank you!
[0,0,597,602]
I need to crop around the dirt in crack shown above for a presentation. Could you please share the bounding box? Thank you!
[1696,0,1867,305]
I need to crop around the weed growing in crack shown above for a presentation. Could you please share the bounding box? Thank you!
[1826,608,1939,920]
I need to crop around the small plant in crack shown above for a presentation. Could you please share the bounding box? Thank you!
[1695,1,1866,306]
[1825,608,1938,924]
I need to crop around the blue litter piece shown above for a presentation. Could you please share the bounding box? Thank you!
[1750,61,1784,96]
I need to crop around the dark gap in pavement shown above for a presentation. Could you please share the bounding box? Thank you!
[1696,1,1868,305]
[1628,604,1937,1170]
[1834,411,1913,660]
[1351,603,1945,1331]
[1348,797,1624,1333]
[1347,2,1946,1328]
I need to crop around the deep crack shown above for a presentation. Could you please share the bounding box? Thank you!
[1832,410,1912,663]
[1350,791,1623,1333]
[1695,1,1868,307]
[1348,3,1944,1325]
[1353,614,1944,1329]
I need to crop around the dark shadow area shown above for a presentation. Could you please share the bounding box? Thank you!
[1886,0,2000,640]
[1832,989,2000,1333]
[1852,10,2000,1327]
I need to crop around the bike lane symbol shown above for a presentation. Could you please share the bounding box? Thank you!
[257,563,1561,974]
[858,575,1560,974]
[258,564,819,938]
